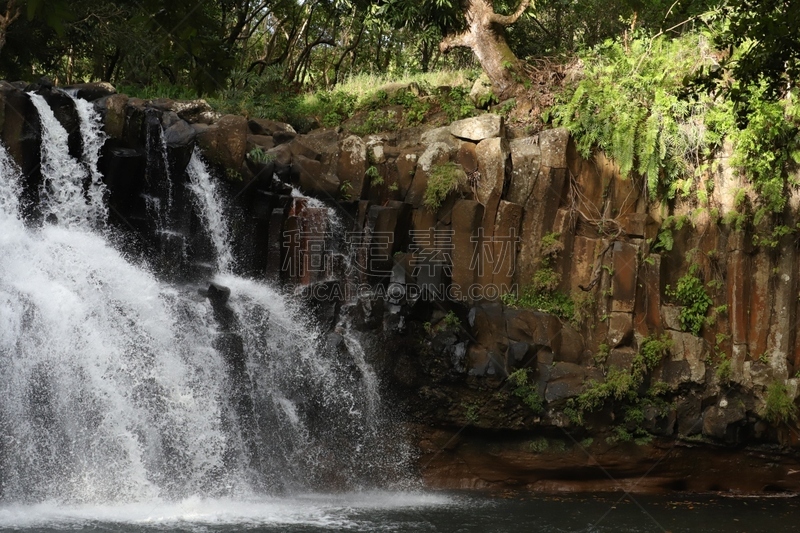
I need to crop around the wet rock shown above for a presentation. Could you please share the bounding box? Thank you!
[163,119,196,176]
[607,347,637,371]
[449,114,503,142]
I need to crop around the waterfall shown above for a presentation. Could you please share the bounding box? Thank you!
[187,153,408,489]
[28,94,100,228]
[187,149,234,273]
[0,95,410,507]
[67,92,108,224]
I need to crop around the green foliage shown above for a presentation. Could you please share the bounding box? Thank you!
[508,369,544,414]
[339,180,354,201]
[443,310,461,329]
[668,265,713,336]
[248,147,275,165]
[439,86,476,122]
[366,165,383,185]
[423,162,463,211]
[716,354,732,383]
[551,32,719,197]
[462,401,481,425]
[594,343,610,366]
[566,334,670,427]
[763,382,798,425]
[501,284,575,322]
[727,83,800,214]
[528,437,549,453]
[225,168,242,182]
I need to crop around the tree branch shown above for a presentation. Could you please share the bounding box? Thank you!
[439,30,471,53]
[489,0,531,26]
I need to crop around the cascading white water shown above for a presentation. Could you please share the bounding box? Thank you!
[67,92,108,223]
[28,94,99,227]
[0,95,411,510]
[0,143,240,502]
[188,155,407,489]
[187,149,234,273]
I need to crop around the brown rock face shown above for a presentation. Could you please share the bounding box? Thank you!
[196,114,248,171]
[101,94,129,139]
[337,135,368,200]
[451,200,484,302]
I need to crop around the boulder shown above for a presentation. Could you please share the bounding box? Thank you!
[195,114,248,171]
[149,98,217,123]
[294,155,339,197]
[421,126,460,149]
[248,118,296,137]
[163,119,196,176]
[702,402,746,441]
[94,94,128,139]
[457,142,478,173]
[64,82,116,101]
[449,114,503,142]
[666,330,706,384]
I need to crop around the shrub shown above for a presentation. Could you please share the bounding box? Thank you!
[668,264,713,336]
[423,162,464,211]
[508,369,544,414]
[764,382,798,425]
[248,146,275,164]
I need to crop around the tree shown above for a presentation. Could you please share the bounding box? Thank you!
[718,0,800,98]
[0,0,19,56]
[379,0,531,98]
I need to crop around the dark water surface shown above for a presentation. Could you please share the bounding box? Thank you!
[1,491,799,532]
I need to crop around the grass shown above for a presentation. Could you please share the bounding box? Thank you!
[304,69,474,110]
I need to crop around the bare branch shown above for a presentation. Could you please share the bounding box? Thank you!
[439,30,471,53]
[489,0,531,26]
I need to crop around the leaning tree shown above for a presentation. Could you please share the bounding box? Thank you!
[378,0,531,98]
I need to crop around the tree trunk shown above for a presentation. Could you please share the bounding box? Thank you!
[0,0,20,58]
[439,0,530,99]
